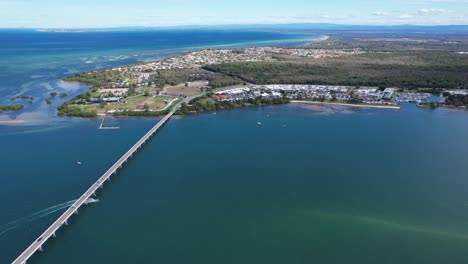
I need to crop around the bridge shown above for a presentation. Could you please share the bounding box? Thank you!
[12,110,175,264]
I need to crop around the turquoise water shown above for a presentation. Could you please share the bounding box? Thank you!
[1,30,468,263]
[0,29,313,126]
[2,103,468,263]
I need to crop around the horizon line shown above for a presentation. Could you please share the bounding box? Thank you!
[1,22,468,30]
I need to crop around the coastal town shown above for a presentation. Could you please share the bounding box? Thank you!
[213,85,435,107]
[104,47,365,89]
[123,47,364,72]
[46,45,466,117]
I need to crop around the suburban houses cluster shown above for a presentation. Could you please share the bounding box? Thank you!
[119,48,277,73]
[263,47,365,58]
[125,47,365,73]
[214,85,411,106]
[393,92,433,103]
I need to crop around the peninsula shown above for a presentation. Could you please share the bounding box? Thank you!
[58,35,468,116]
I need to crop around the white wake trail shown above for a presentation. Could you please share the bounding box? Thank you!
[0,198,100,237]
[0,200,77,237]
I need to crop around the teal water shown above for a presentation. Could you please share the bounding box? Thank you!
[2,104,467,263]
[1,30,468,263]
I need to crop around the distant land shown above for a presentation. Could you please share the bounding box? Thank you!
[2,23,468,33]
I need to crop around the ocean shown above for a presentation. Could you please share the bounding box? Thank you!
[1,30,468,264]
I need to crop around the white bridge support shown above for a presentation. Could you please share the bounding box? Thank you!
[12,111,175,264]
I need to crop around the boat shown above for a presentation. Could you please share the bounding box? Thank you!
[257,122,263,126]
[76,161,82,165]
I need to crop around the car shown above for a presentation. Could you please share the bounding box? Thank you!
[37,237,43,242]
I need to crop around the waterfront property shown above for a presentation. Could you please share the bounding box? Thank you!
[213,85,401,107]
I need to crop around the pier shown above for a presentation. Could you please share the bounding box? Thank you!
[12,111,175,264]
[98,114,120,130]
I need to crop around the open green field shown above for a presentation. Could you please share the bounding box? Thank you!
[60,95,173,116]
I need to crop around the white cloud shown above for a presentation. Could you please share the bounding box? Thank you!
[372,12,388,16]
[418,8,449,15]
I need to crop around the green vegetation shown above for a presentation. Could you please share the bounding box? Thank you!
[10,95,34,101]
[176,94,290,115]
[0,104,24,113]
[50,91,57,97]
[445,94,468,107]
[157,68,243,89]
[45,98,52,105]
[204,35,468,90]
[204,51,468,89]
[65,70,125,87]
[113,109,170,117]
[57,105,97,117]
[59,93,68,98]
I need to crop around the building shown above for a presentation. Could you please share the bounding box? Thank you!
[383,88,396,100]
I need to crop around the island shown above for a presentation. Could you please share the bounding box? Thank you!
[0,104,24,113]
[58,35,468,117]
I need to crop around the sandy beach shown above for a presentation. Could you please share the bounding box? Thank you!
[0,120,26,125]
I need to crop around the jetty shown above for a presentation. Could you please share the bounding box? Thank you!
[12,110,175,264]
[98,115,120,130]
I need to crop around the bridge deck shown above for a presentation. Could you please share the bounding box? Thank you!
[12,111,174,264]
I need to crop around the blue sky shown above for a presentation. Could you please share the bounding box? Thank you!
[0,0,467,28]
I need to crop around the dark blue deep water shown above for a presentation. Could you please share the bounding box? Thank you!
[1,30,468,264]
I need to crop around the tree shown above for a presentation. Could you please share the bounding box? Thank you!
[143,103,150,111]
[99,102,107,108]
[128,87,136,96]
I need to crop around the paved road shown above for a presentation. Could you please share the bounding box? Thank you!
[12,111,174,264]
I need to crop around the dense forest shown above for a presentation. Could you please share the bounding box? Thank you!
[157,68,243,88]
[204,51,468,89]
[444,94,468,107]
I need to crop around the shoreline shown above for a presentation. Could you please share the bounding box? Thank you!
[291,100,401,109]
[0,120,26,124]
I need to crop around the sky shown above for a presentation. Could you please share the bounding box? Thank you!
[0,0,467,28]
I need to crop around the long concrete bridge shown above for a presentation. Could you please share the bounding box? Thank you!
[12,110,175,264]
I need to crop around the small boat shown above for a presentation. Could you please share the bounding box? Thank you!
[76,161,82,165]
[257,122,263,126]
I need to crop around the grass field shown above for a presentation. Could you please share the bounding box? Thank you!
[63,95,173,115]
[162,83,204,97]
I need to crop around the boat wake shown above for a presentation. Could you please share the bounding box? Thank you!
[0,198,99,237]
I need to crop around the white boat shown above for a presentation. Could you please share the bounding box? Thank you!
[76,161,82,165]
[257,122,263,126]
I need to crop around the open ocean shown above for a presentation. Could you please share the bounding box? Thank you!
[1,30,468,264]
